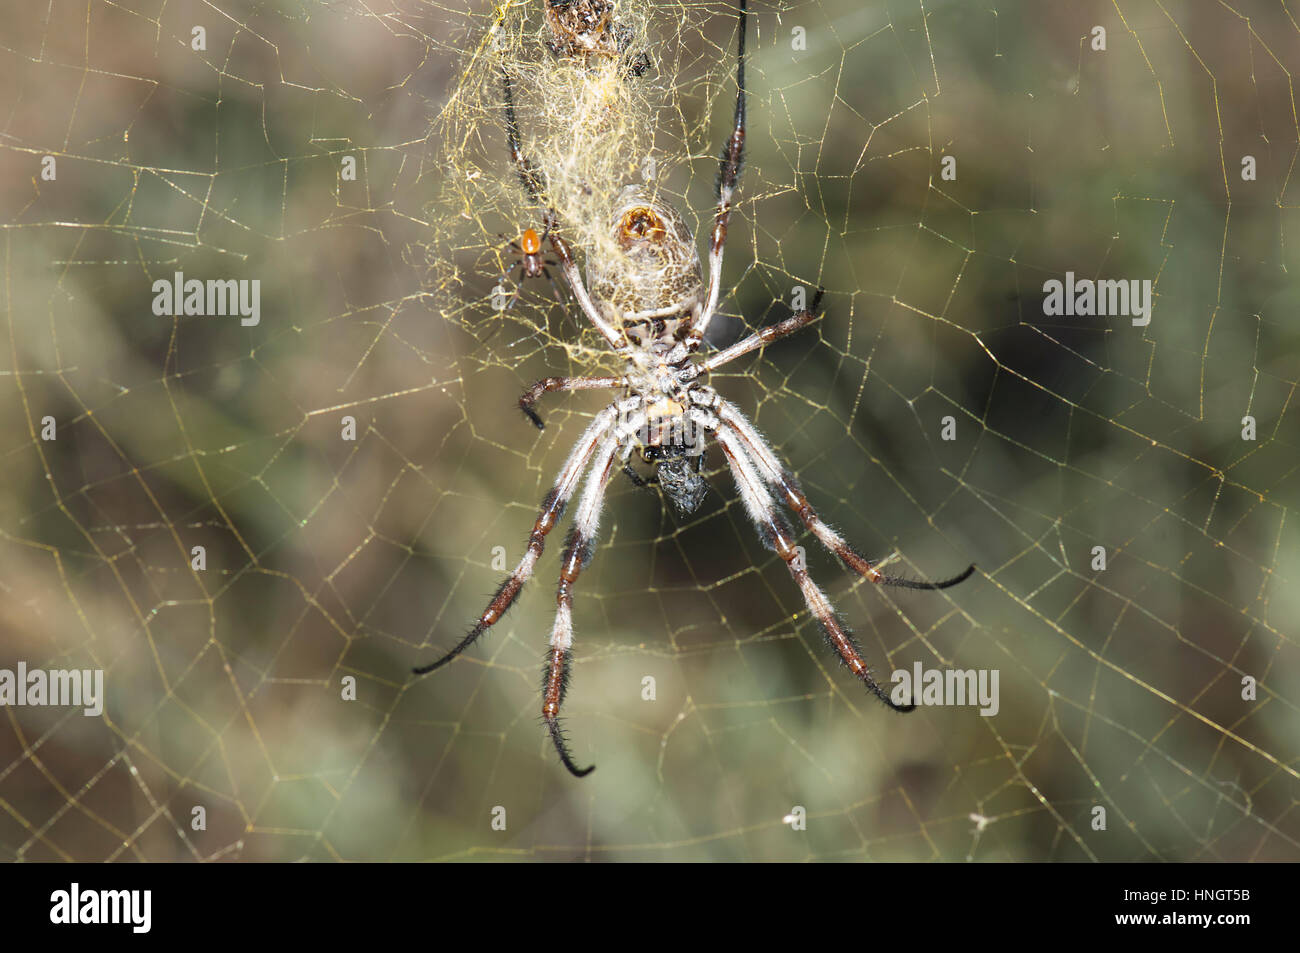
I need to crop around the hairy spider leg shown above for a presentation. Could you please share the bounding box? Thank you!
[542,407,647,776]
[518,375,624,430]
[690,0,747,349]
[411,404,621,675]
[501,70,626,350]
[686,287,974,588]
[621,464,655,489]
[696,290,825,377]
[502,70,546,203]
[716,401,976,590]
[546,234,626,349]
[715,424,915,711]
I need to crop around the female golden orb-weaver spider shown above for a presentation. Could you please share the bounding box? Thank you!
[415,0,975,777]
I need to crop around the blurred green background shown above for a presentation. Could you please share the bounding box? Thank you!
[0,0,1296,861]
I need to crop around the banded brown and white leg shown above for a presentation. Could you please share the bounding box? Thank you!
[412,404,621,676]
[694,290,824,378]
[519,375,624,430]
[717,400,975,591]
[542,411,647,777]
[689,0,747,350]
[715,425,914,711]
[546,232,628,350]
[501,70,627,351]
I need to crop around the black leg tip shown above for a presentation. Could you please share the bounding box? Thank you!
[879,562,977,591]
[413,650,460,675]
[939,563,978,588]
[521,405,545,430]
[413,625,484,675]
[547,719,595,778]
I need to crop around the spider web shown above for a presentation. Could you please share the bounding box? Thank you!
[1,0,1297,862]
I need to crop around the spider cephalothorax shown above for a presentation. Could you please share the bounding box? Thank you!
[415,0,975,778]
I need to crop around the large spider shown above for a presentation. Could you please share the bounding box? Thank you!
[415,0,975,777]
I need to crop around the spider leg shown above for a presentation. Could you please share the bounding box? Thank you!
[412,404,621,675]
[498,258,522,285]
[716,400,976,590]
[519,376,624,430]
[501,70,627,350]
[621,463,656,489]
[715,424,915,711]
[697,290,824,376]
[689,0,747,349]
[539,265,566,305]
[547,233,627,349]
[542,411,647,777]
[502,70,546,203]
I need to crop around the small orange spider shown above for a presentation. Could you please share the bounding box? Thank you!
[497,224,563,308]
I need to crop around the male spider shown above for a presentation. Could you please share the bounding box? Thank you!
[496,224,563,309]
[415,0,975,778]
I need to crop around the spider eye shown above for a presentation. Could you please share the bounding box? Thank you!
[618,207,666,245]
[520,228,542,254]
